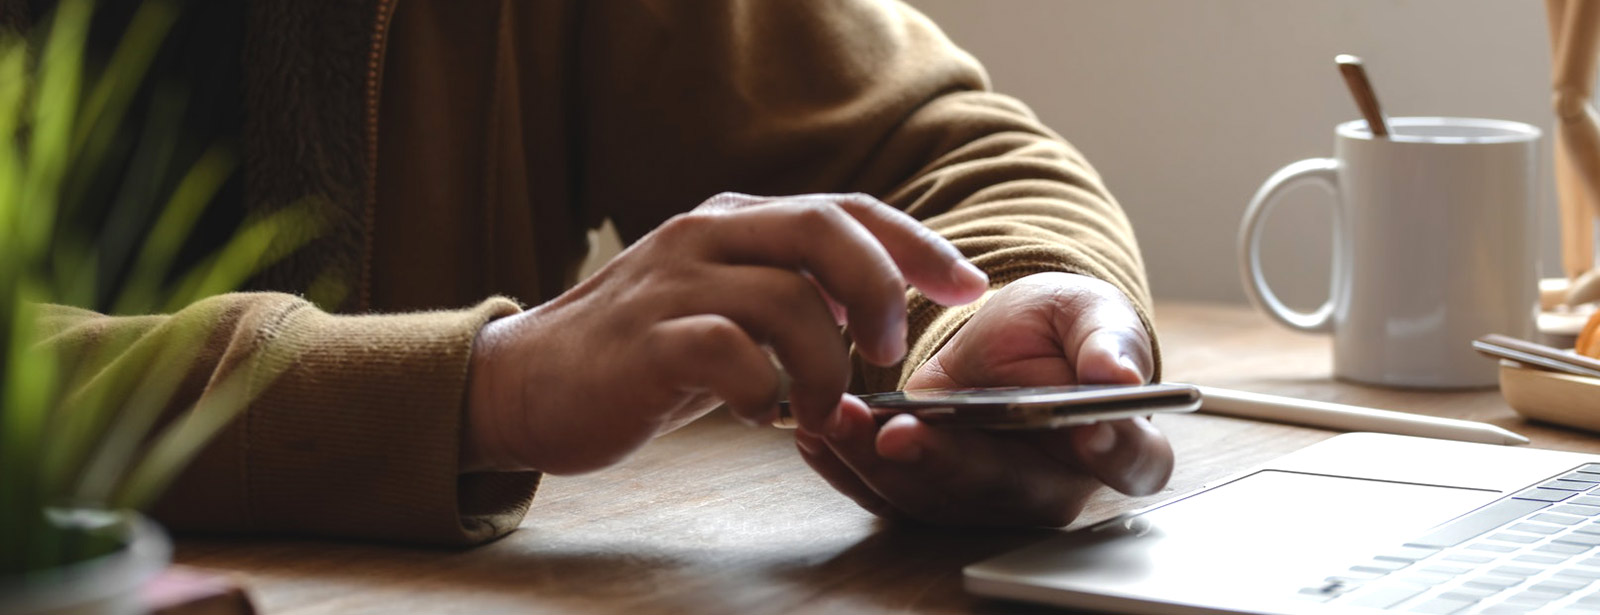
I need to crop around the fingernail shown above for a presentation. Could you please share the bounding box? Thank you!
[758,403,781,427]
[1117,352,1145,381]
[951,260,988,288]
[1085,422,1116,455]
[883,414,922,463]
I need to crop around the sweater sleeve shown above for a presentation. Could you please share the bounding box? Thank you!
[580,0,1158,392]
[38,293,538,546]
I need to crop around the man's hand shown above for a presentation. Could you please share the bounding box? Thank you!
[460,193,988,475]
[793,272,1173,526]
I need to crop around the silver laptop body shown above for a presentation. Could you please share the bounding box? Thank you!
[966,433,1600,614]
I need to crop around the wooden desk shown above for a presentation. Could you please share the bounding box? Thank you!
[174,302,1600,614]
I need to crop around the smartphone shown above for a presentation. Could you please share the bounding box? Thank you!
[773,383,1201,430]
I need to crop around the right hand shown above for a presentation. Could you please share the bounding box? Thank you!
[460,192,988,474]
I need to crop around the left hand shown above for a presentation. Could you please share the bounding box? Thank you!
[794,271,1173,527]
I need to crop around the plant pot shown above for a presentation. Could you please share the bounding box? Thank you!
[0,512,171,615]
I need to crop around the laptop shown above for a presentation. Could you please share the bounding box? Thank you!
[965,432,1600,614]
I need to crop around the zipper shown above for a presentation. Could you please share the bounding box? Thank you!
[361,0,397,311]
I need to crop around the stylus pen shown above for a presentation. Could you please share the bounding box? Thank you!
[1194,385,1531,446]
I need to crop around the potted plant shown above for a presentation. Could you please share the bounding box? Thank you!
[0,1,313,612]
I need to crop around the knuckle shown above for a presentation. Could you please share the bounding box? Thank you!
[838,192,887,211]
[655,212,710,240]
[793,200,847,233]
[688,316,747,356]
[699,191,760,212]
[1042,279,1100,315]
[914,223,956,252]
[844,191,879,203]
[1039,272,1118,303]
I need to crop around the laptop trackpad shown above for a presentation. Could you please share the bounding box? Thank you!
[969,470,1498,611]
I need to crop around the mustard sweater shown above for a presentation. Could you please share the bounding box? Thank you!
[32,0,1156,546]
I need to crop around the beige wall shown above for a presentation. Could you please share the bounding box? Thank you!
[910,0,1558,307]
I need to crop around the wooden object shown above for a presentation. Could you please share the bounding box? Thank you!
[1556,141,1597,283]
[1500,360,1600,434]
[171,303,1599,615]
[1335,54,1389,137]
[1570,269,1600,306]
[1547,0,1600,285]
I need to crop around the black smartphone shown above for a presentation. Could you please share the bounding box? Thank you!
[774,383,1201,430]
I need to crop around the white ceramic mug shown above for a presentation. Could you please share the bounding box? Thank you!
[1240,117,1541,388]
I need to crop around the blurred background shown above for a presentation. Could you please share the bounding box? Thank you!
[910,0,1554,308]
[583,1,1557,309]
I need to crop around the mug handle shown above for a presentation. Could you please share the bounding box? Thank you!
[1238,158,1341,333]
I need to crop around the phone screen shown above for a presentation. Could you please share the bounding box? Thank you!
[775,383,1200,430]
[857,384,1195,407]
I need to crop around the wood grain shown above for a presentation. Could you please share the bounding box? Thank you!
[1548,0,1600,283]
[174,302,1600,614]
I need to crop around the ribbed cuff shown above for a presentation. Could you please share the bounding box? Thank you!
[239,297,536,546]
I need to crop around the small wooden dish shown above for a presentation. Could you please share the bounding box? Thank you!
[1500,359,1600,433]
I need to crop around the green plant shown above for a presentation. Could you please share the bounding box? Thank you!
[0,0,315,575]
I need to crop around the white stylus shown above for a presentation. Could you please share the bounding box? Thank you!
[1195,385,1530,446]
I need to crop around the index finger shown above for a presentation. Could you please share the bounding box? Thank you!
[705,193,989,307]
[827,193,989,307]
[701,193,989,367]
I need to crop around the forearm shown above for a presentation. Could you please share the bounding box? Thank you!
[40,293,538,546]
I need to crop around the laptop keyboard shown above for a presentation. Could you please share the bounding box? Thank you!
[1298,464,1600,614]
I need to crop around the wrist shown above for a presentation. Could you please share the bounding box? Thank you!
[461,316,525,473]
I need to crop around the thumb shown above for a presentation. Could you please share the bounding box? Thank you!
[1075,327,1150,385]
[1063,280,1153,384]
